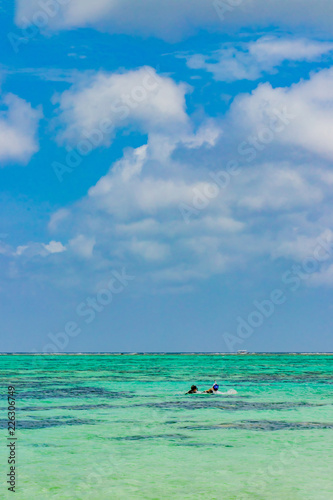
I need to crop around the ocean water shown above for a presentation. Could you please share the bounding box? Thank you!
[0,354,333,499]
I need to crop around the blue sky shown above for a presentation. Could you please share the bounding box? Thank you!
[1,1,333,352]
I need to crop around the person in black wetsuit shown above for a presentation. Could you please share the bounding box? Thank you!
[186,385,198,394]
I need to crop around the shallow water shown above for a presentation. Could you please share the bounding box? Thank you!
[0,354,332,499]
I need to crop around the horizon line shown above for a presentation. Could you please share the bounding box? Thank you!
[0,351,332,355]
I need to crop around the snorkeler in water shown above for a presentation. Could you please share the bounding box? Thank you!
[203,381,219,393]
[186,381,219,394]
[186,385,198,394]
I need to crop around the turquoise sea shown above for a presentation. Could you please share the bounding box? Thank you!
[1,354,333,499]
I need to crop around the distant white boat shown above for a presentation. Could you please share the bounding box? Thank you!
[237,350,248,354]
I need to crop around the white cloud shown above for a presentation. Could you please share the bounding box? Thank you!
[0,93,41,165]
[184,236,228,271]
[237,164,323,211]
[127,239,170,262]
[14,240,66,257]
[228,67,333,160]
[54,67,189,146]
[15,245,28,256]
[48,208,70,232]
[69,234,95,258]
[180,120,221,148]
[45,118,333,290]
[273,232,330,260]
[45,137,251,287]
[250,37,333,64]
[14,0,333,41]
[43,240,66,253]
[198,216,244,233]
[186,37,333,82]
[308,264,333,286]
[87,145,225,218]
[8,56,333,293]
[115,218,161,236]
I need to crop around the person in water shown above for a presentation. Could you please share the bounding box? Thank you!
[186,385,198,394]
[203,381,219,393]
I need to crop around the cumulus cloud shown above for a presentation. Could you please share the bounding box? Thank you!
[54,67,189,146]
[186,37,333,82]
[0,93,41,165]
[250,37,333,65]
[47,137,248,287]
[43,240,66,253]
[14,0,333,41]
[45,60,333,289]
[227,67,333,161]
[87,145,228,219]
[9,58,333,293]
[15,240,66,258]
[236,164,323,211]
[47,125,331,291]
